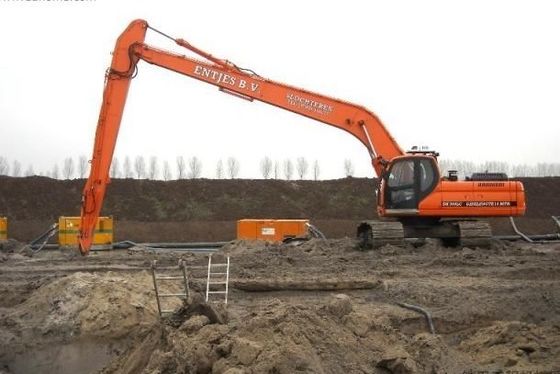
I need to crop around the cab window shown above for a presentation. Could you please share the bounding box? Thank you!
[419,159,435,192]
[387,160,415,188]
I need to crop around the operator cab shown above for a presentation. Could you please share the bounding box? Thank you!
[383,152,439,211]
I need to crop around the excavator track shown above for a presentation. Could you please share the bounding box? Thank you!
[357,219,493,249]
[357,220,405,249]
[457,220,493,248]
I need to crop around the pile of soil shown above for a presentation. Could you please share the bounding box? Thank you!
[103,296,475,374]
[0,270,158,347]
[1,176,559,242]
[105,296,559,374]
[0,177,376,221]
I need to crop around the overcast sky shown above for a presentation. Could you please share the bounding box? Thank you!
[0,0,558,179]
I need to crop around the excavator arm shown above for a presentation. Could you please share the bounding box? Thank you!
[79,19,404,254]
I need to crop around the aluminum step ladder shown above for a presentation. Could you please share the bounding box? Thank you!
[205,255,230,304]
[151,259,190,318]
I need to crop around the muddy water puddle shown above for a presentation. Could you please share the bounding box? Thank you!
[7,339,124,374]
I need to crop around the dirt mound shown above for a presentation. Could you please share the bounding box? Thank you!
[0,176,377,222]
[458,321,560,369]
[222,238,359,257]
[0,269,163,373]
[103,295,470,374]
[2,176,559,241]
[103,294,560,374]
[0,272,157,352]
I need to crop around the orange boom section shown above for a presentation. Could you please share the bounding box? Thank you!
[79,19,403,254]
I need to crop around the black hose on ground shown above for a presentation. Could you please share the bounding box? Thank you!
[23,223,59,255]
[396,302,436,334]
[306,223,326,239]
[112,241,224,251]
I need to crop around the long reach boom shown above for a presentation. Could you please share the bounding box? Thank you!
[79,20,403,254]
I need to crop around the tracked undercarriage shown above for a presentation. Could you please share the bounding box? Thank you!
[357,219,493,249]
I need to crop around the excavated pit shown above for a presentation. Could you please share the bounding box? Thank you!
[0,238,559,373]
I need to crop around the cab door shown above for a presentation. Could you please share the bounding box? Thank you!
[384,157,438,213]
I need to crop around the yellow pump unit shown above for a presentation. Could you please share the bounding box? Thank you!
[59,216,113,249]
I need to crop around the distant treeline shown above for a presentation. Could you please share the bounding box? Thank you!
[0,155,559,180]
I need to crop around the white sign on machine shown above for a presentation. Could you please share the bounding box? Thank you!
[261,227,275,236]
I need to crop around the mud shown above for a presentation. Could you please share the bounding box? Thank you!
[0,239,559,373]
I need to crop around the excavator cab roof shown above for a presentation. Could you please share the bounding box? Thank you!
[406,146,439,158]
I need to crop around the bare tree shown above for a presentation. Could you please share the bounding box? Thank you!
[283,159,293,180]
[163,160,172,181]
[460,160,476,179]
[296,157,308,179]
[227,157,240,179]
[312,160,320,181]
[541,163,554,177]
[176,156,186,179]
[536,163,549,177]
[123,156,133,178]
[499,161,511,176]
[148,156,159,180]
[510,163,526,177]
[482,160,509,176]
[188,156,203,179]
[260,156,272,179]
[216,159,224,179]
[78,155,89,178]
[134,156,146,179]
[440,159,475,179]
[52,163,60,179]
[438,159,554,178]
[25,164,34,176]
[11,160,21,177]
[549,163,560,176]
[110,157,120,178]
[525,164,537,177]
[273,160,280,179]
[343,159,354,177]
[0,157,9,175]
[62,157,74,179]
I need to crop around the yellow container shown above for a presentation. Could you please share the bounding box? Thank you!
[58,216,113,248]
[0,217,7,240]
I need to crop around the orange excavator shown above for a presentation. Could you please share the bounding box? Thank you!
[78,20,526,255]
